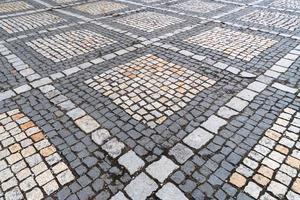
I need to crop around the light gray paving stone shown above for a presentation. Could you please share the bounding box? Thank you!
[183,127,214,149]
[244,182,262,199]
[111,192,129,200]
[91,129,111,145]
[179,50,194,56]
[271,65,288,73]
[39,85,55,94]
[217,106,238,119]
[264,70,281,78]
[287,191,300,200]
[169,143,194,164]
[102,138,125,158]
[0,90,16,102]
[146,156,178,182]
[30,78,52,88]
[256,75,274,84]
[4,187,23,200]
[267,181,288,197]
[50,72,64,80]
[236,89,258,101]
[58,100,76,111]
[272,83,298,94]
[240,71,256,78]
[247,81,267,93]
[75,115,100,133]
[79,62,93,69]
[276,58,294,68]
[66,108,86,120]
[62,67,80,76]
[124,172,158,200]
[25,187,43,200]
[227,66,240,74]
[118,150,145,175]
[56,170,75,185]
[156,182,188,200]
[14,84,31,94]
[201,115,227,133]
[192,55,206,61]
[91,58,105,65]
[225,97,249,112]
[213,62,228,70]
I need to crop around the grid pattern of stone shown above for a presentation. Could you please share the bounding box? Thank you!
[73,1,128,15]
[171,0,225,13]
[270,0,300,10]
[53,0,77,3]
[0,109,75,200]
[0,12,66,34]
[229,107,300,199]
[0,1,33,14]
[184,27,278,61]
[239,10,300,31]
[140,0,161,2]
[115,11,184,32]
[86,54,216,128]
[25,30,116,62]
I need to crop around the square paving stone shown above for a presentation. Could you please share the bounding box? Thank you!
[124,172,158,200]
[118,150,145,175]
[156,182,188,200]
[86,54,216,128]
[183,127,214,149]
[169,143,194,164]
[102,138,125,158]
[146,155,179,182]
[74,115,100,134]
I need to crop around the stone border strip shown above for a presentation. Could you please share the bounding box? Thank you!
[182,44,300,151]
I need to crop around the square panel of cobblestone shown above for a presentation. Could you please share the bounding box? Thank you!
[165,0,240,18]
[115,11,184,32]
[53,45,252,154]
[123,0,174,5]
[0,11,78,40]
[49,0,80,5]
[257,0,300,11]
[85,54,216,128]
[64,1,141,19]
[99,9,201,38]
[0,1,45,16]
[221,7,300,35]
[0,1,34,14]
[162,22,296,75]
[26,30,116,63]
[0,109,75,199]
[5,22,137,76]
[74,1,128,15]
[185,27,277,61]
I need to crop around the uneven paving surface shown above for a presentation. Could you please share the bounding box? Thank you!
[0,0,300,199]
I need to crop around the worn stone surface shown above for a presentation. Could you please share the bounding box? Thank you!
[0,0,300,199]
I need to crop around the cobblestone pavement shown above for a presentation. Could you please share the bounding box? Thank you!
[1,0,300,200]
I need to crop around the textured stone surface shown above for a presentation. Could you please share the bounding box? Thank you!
[0,0,300,199]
